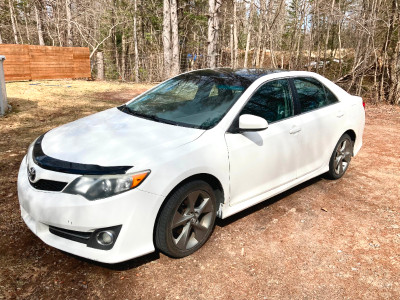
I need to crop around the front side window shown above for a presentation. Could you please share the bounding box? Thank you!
[293,77,338,113]
[241,79,293,123]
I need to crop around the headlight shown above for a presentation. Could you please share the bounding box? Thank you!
[63,170,150,200]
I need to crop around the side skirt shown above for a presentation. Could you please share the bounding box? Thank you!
[219,165,329,219]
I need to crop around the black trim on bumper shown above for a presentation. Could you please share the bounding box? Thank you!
[33,134,132,175]
[49,225,122,250]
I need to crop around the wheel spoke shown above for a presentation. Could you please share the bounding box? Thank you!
[195,196,212,215]
[186,191,200,213]
[338,159,344,174]
[172,212,192,229]
[175,223,192,249]
[340,140,347,152]
[192,223,208,242]
[343,151,352,162]
[334,156,341,171]
[335,156,343,173]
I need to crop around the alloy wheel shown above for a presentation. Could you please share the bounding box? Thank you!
[333,138,352,176]
[171,190,214,250]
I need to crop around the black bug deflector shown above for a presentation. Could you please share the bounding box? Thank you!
[32,134,132,175]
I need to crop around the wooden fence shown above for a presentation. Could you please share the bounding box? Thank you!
[0,44,91,81]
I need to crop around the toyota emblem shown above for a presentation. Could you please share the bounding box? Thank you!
[28,167,36,182]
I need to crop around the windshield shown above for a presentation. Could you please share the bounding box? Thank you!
[122,71,251,129]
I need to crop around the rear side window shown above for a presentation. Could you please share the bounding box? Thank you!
[324,86,339,105]
[293,77,338,113]
[241,79,293,123]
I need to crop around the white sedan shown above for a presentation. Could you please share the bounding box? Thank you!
[17,69,365,263]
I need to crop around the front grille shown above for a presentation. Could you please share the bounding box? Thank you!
[30,179,68,192]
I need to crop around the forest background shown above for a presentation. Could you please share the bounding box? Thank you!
[0,0,399,104]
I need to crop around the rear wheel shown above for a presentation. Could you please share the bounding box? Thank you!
[327,134,353,179]
[155,180,217,258]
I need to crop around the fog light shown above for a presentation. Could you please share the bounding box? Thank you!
[96,230,115,245]
[87,225,121,250]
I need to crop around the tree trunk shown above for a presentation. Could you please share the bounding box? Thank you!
[9,0,19,44]
[337,19,343,74]
[230,24,234,67]
[114,32,120,77]
[323,0,335,74]
[253,0,265,67]
[387,0,400,104]
[97,52,104,80]
[219,5,228,66]
[66,0,73,46]
[207,0,221,68]
[121,32,126,81]
[233,0,238,68]
[23,5,30,43]
[243,0,253,68]
[34,3,45,46]
[162,0,172,79]
[170,0,180,76]
[133,0,139,82]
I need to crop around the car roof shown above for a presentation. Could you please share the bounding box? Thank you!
[184,68,290,85]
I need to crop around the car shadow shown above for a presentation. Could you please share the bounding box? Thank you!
[216,175,323,228]
[65,175,324,270]
[62,250,161,271]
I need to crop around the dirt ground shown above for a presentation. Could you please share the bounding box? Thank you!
[0,80,399,299]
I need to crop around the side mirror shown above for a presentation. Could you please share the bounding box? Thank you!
[239,114,268,131]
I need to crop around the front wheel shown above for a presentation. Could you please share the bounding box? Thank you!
[327,133,353,179]
[155,180,217,258]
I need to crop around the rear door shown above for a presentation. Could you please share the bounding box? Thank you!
[291,77,343,177]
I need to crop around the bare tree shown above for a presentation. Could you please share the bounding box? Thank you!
[232,0,238,68]
[162,0,179,78]
[244,0,253,68]
[207,0,221,68]
[9,0,19,44]
[66,0,73,46]
[133,0,139,82]
[170,0,180,76]
[34,2,45,46]
[162,0,172,78]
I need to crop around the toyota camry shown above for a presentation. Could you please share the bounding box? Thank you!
[17,69,365,263]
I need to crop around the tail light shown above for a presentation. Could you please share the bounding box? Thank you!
[362,100,365,109]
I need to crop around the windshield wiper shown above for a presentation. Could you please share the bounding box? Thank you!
[118,105,178,126]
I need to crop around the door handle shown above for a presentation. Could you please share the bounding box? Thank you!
[337,111,344,118]
[289,126,301,134]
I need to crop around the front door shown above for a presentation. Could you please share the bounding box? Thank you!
[225,79,301,206]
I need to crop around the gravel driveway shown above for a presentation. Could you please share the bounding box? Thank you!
[1,81,399,299]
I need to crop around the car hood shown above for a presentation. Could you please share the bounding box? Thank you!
[41,107,204,167]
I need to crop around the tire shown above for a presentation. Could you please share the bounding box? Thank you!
[155,180,217,258]
[327,133,353,180]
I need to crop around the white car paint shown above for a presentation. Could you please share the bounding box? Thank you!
[17,70,365,263]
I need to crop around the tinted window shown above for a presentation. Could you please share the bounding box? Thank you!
[324,86,339,105]
[241,79,293,123]
[293,77,338,113]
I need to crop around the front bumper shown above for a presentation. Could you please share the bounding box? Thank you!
[17,157,165,263]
